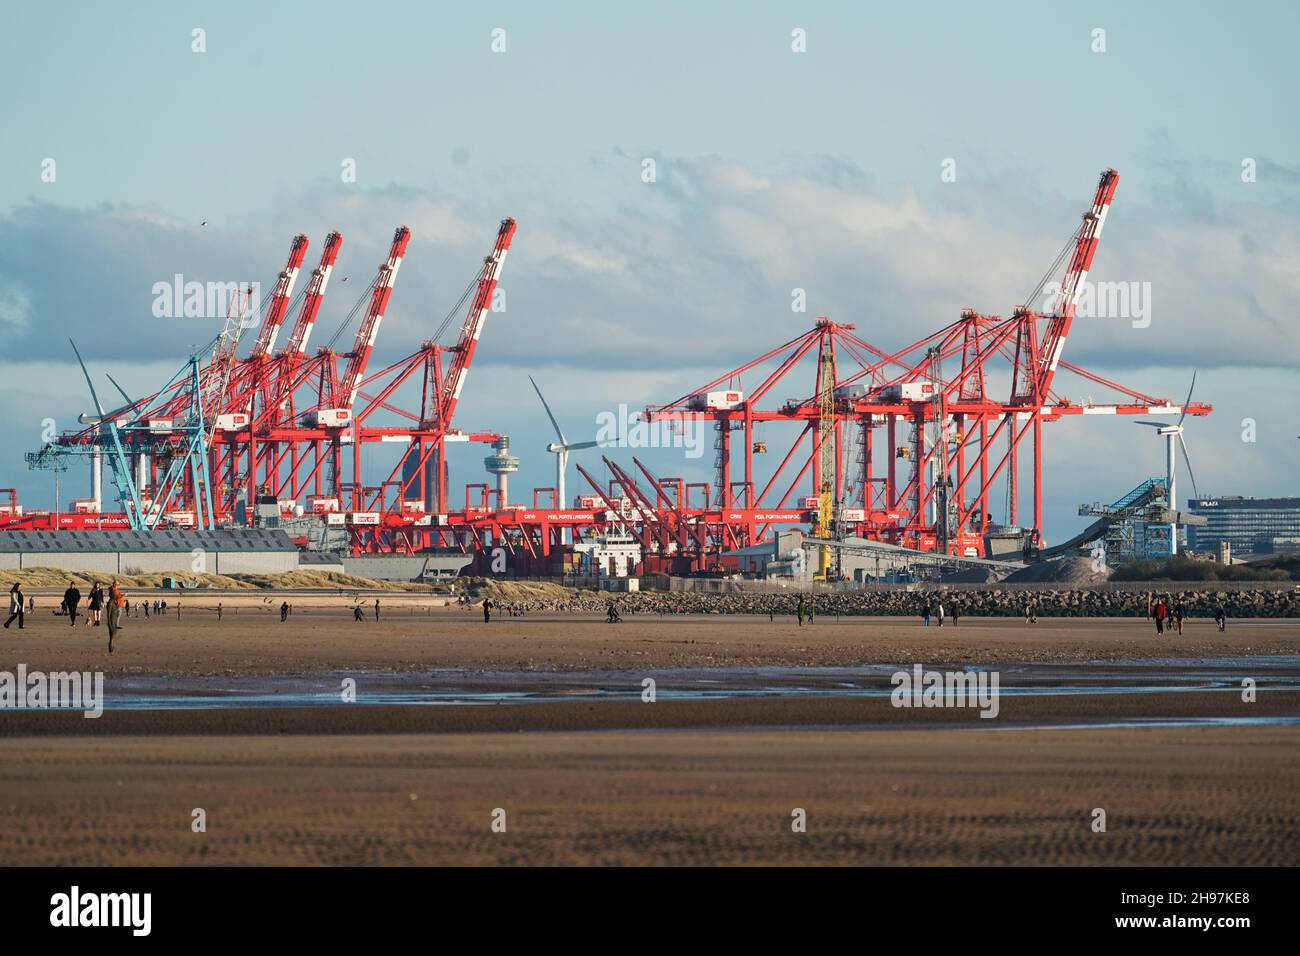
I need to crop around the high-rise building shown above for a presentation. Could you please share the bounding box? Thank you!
[1186,497,1300,555]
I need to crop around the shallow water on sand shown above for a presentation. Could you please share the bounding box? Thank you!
[94,656,1300,715]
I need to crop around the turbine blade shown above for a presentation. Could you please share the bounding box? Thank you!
[564,440,600,451]
[105,372,136,408]
[1178,431,1199,500]
[69,338,106,418]
[1178,370,1196,428]
[1133,420,1167,428]
[529,375,567,446]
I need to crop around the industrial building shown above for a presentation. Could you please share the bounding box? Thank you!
[0,529,299,575]
[1187,497,1300,555]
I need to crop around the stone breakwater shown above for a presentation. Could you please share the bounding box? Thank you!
[554,587,1300,618]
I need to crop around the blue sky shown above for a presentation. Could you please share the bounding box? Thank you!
[2,1,1299,541]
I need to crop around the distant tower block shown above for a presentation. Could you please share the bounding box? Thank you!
[484,436,519,507]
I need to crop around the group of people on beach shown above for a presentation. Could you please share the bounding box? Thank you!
[920,599,960,627]
[1150,595,1227,634]
[4,579,128,652]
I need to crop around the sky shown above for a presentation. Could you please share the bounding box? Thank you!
[1,0,1298,543]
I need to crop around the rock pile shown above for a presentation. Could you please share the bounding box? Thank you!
[517,585,1300,618]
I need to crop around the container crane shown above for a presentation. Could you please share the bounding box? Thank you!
[327,225,411,418]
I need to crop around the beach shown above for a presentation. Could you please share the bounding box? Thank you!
[2,600,1298,866]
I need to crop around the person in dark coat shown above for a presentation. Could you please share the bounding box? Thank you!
[87,583,104,626]
[4,583,24,630]
[63,581,82,626]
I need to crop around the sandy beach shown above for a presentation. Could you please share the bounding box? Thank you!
[2,726,1296,866]
[3,602,1298,866]
[4,600,1299,675]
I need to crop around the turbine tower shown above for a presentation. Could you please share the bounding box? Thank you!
[529,376,597,541]
[1135,373,1200,556]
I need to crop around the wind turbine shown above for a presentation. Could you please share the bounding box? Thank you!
[529,376,597,541]
[69,338,107,514]
[1135,372,1200,556]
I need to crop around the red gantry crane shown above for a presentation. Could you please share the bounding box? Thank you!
[13,169,1211,573]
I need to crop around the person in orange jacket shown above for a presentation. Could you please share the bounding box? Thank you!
[107,580,126,653]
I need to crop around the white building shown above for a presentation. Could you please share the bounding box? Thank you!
[575,530,642,578]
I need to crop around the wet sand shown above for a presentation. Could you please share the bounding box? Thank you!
[3,608,1298,866]
[2,726,1296,866]
[4,691,1299,736]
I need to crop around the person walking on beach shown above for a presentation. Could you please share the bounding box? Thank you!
[374,599,380,622]
[27,594,34,614]
[63,581,82,626]
[4,583,24,630]
[1174,598,1186,635]
[1154,597,1167,635]
[106,580,124,653]
[87,583,104,627]
[142,599,149,619]
[1214,601,1226,632]
[217,602,222,621]
[936,602,945,628]
[923,601,931,627]
[353,605,363,622]
[280,601,289,623]
[482,598,493,623]
[796,594,806,627]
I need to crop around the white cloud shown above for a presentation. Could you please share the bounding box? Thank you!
[0,277,33,332]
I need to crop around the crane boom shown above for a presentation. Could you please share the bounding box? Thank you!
[1036,168,1119,396]
[202,285,255,433]
[338,226,410,409]
[266,231,343,427]
[439,217,516,424]
[250,234,309,357]
[283,231,342,358]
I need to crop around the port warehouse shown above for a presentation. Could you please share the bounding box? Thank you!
[0,530,298,575]
[0,530,479,582]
